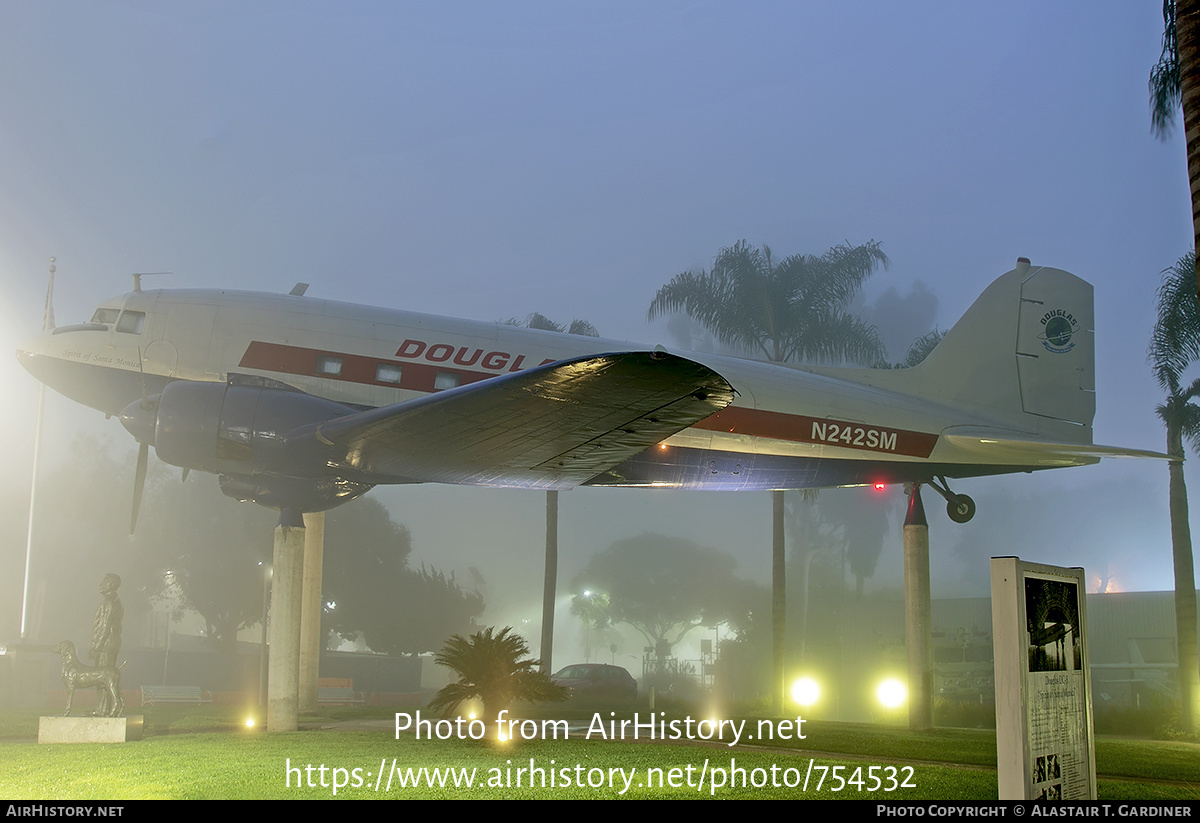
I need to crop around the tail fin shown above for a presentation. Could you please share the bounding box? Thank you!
[918,259,1095,428]
[818,259,1096,440]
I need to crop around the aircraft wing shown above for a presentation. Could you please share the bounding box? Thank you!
[294,351,736,488]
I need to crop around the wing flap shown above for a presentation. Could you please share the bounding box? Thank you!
[297,351,735,488]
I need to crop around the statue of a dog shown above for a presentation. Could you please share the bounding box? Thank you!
[51,640,124,718]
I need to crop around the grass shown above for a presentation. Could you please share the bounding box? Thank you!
[2,706,1198,800]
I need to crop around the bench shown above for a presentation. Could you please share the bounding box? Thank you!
[140,686,213,706]
[318,687,366,705]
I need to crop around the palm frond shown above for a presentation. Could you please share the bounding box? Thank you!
[1150,0,1181,139]
[525,312,565,333]
[901,328,946,368]
[427,626,567,718]
[781,311,886,365]
[648,239,887,364]
[567,319,599,337]
[1149,252,1200,391]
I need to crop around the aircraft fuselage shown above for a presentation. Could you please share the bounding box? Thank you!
[18,261,1139,514]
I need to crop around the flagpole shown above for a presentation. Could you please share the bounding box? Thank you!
[20,257,54,640]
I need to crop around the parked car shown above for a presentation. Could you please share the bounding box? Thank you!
[550,663,638,703]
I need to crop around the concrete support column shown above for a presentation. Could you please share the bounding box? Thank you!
[904,484,933,731]
[268,510,305,732]
[299,511,325,714]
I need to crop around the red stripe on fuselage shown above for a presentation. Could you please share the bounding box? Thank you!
[692,408,938,458]
[238,341,498,393]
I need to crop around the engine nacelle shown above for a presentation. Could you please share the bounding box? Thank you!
[119,379,376,513]
[146,380,356,475]
[120,376,362,475]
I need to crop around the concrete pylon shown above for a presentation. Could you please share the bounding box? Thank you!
[904,484,933,731]
[299,511,325,714]
[268,509,305,732]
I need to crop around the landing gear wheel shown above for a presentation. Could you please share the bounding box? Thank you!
[947,494,976,524]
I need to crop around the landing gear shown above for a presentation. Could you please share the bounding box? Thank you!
[946,493,975,524]
[927,476,976,524]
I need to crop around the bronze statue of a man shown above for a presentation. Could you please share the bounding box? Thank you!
[90,573,123,714]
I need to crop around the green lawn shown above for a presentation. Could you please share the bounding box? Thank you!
[2,707,1197,800]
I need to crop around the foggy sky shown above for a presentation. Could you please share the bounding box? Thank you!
[0,2,1195,647]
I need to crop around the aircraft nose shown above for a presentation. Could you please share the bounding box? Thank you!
[16,326,62,377]
[16,343,51,382]
[120,396,159,446]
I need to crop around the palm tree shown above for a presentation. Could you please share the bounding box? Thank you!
[648,239,889,712]
[648,240,888,363]
[1150,252,1200,734]
[1150,0,1200,305]
[427,626,568,724]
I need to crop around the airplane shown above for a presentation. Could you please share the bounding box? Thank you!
[16,257,1162,529]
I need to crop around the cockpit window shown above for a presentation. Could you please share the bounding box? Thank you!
[116,310,145,334]
[89,308,120,326]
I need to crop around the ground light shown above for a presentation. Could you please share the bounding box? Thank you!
[790,676,820,707]
[704,711,723,737]
[876,678,907,709]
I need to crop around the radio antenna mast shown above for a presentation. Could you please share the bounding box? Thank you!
[132,272,171,293]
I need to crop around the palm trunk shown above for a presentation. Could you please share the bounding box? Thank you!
[792,541,818,664]
[540,490,558,674]
[772,489,785,714]
[1178,0,1200,301]
[1167,422,1200,733]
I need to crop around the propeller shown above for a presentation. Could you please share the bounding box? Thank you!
[131,442,148,533]
[126,347,156,534]
[121,396,159,533]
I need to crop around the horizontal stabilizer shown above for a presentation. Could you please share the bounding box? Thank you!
[943,428,1168,468]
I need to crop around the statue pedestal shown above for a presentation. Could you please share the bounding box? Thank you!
[38,715,143,744]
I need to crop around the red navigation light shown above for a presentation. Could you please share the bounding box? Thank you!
[873,482,885,491]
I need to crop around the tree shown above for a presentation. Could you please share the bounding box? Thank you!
[144,474,275,653]
[648,240,888,363]
[569,534,764,671]
[1149,251,1200,733]
[648,239,888,711]
[427,626,568,725]
[1150,0,1200,304]
[321,498,483,656]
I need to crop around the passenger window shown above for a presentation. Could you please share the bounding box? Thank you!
[434,372,460,391]
[116,311,145,334]
[376,363,402,384]
[316,356,343,376]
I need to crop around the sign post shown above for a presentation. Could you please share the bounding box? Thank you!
[991,557,1096,800]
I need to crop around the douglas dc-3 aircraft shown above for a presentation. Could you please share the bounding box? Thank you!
[16,258,1159,529]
